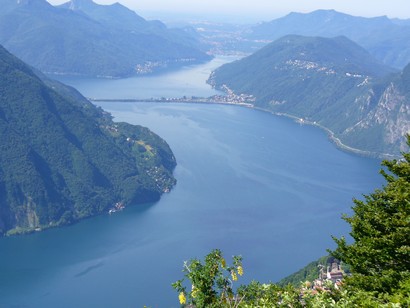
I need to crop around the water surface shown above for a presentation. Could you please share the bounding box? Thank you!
[55,56,236,99]
[0,58,384,307]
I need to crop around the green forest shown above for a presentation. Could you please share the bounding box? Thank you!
[0,0,210,77]
[210,35,409,156]
[0,44,176,235]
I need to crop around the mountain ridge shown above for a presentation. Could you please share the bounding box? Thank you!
[247,9,410,69]
[60,0,201,50]
[0,0,210,77]
[0,44,176,235]
[209,35,409,156]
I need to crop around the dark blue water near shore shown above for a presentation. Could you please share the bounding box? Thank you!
[0,58,384,307]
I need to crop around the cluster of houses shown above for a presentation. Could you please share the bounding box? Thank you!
[313,257,345,289]
[108,202,125,214]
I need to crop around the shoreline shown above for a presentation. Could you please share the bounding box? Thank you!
[257,109,398,160]
[92,98,399,160]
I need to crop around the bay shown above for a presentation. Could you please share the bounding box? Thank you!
[55,56,235,99]
[0,57,383,307]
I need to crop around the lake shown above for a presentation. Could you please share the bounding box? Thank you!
[55,56,233,99]
[0,57,383,307]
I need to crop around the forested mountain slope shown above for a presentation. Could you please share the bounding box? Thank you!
[247,10,410,69]
[0,0,210,77]
[209,35,409,156]
[0,44,176,235]
[60,0,201,50]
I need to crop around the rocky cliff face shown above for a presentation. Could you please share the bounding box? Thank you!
[210,35,409,157]
[343,83,410,154]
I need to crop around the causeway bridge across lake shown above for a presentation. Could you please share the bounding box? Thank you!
[88,97,254,107]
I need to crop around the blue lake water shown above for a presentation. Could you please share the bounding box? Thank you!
[0,57,384,307]
[55,56,235,99]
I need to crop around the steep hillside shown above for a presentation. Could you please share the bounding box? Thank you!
[278,256,328,286]
[209,35,409,156]
[60,0,200,49]
[342,64,410,154]
[247,10,410,69]
[0,44,176,235]
[0,0,210,77]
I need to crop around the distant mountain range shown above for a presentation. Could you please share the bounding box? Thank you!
[59,0,201,49]
[246,9,410,69]
[209,35,410,156]
[0,44,176,235]
[0,0,210,77]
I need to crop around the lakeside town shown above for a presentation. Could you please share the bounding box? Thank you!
[89,95,255,107]
[89,85,256,108]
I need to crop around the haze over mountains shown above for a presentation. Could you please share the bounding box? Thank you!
[0,44,176,235]
[0,1,409,236]
[246,9,410,69]
[0,0,210,77]
[209,35,410,156]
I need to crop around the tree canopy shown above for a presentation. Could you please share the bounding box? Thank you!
[331,135,410,297]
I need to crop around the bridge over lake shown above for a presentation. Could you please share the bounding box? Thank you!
[88,96,254,107]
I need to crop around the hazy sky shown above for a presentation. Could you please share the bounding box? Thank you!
[47,0,410,22]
